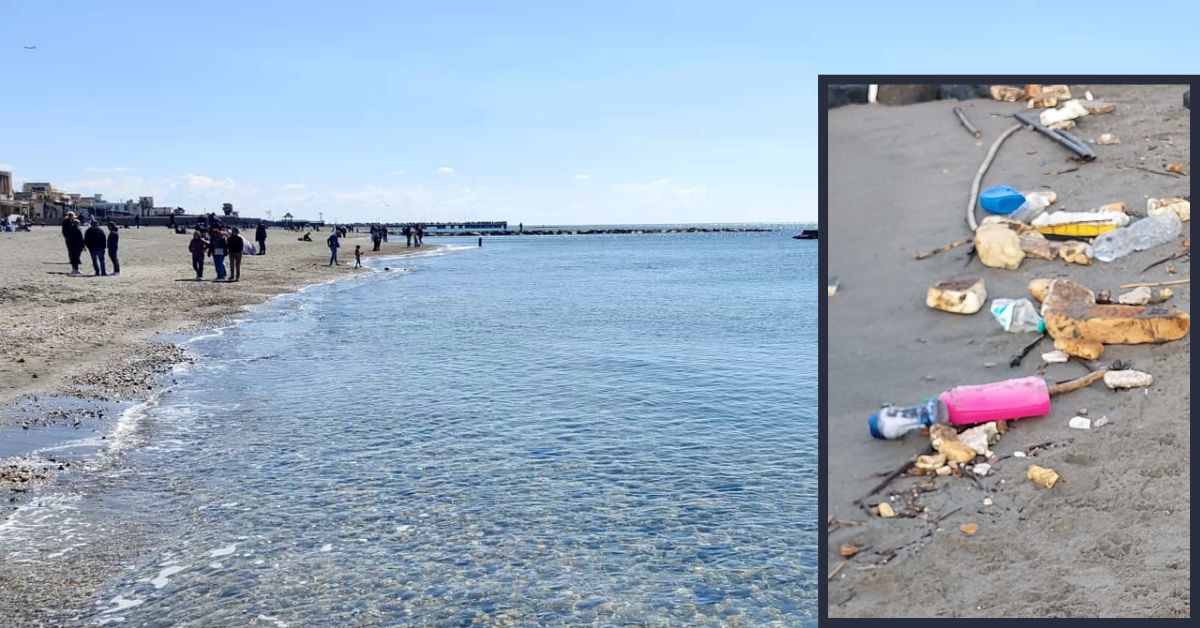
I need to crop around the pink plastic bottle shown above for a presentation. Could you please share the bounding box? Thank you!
[939,376,1051,426]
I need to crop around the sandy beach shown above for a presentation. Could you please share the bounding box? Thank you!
[826,85,1190,617]
[0,227,439,483]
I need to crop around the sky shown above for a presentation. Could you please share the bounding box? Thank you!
[1,1,1195,225]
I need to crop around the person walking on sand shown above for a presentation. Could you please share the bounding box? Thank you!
[209,227,228,280]
[62,212,85,276]
[189,230,207,280]
[327,230,341,266]
[255,222,267,255]
[227,227,245,282]
[84,220,108,276]
[354,244,363,268]
[106,222,121,276]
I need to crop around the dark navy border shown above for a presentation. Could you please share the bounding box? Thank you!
[817,74,1196,625]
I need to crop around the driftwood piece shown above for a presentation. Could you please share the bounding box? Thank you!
[954,107,982,138]
[1047,368,1109,396]
[1119,278,1190,289]
[852,446,934,512]
[916,239,970,260]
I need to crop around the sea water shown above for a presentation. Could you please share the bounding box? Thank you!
[0,229,815,625]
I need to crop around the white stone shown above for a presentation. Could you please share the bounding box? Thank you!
[1069,416,1092,430]
[1104,370,1154,390]
[1041,350,1069,363]
[973,463,992,477]
[1092,416,1109,428]
[1012,451,1027,458]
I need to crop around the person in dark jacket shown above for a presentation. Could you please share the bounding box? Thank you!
[326,231,340,266]
[189,230,208,280]
[62,212,85,276]
[209,228,228,280]
[255,223,267,255]
[106,223,121,276]
[227,227,245,282]
[84,220,108,276]
[403,225,412,247]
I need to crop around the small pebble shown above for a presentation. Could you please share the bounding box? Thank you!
[1012,451,1027,458]
[1069,416,1092,430]
[983,497,994,506]
[1078,408,1088,416]
[1092,416,1109,428]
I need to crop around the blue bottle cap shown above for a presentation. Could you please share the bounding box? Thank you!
[980,185,1026,215]
[868,414,885,440]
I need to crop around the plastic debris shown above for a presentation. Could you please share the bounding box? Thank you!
[1091,212,1182,262]
[927,277,987,314]
[1147,198,1190,222]
[1117,286,1152,305]
[1103,369,1154,389]
[1068,416,1092,430]
[991,298,1045,333]
[1027,464,1059,489]
[1041,350,1069,363]
[1092,416,1109,428]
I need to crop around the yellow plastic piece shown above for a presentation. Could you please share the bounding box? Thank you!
[1036,223,1119,238]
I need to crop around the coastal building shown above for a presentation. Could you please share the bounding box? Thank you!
[0,170,11,200]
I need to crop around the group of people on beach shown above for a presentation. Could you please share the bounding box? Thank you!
[60,211,120,277]
[366,224,424,252]
[188,225,247,281]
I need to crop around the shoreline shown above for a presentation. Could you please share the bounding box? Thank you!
[0,228,446,497]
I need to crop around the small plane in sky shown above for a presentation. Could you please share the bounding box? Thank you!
[23,44,37,50]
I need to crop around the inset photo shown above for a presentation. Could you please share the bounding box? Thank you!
[823,80,1191,618]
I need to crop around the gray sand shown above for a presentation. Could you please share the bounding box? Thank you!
[827,85,1190,618]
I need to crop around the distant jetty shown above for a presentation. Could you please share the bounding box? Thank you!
[793,229,818,240]
[425,226,777,237]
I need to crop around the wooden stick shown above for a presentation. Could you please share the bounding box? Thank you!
[1140,250,1188,275]
[915,238,970,260]
[1119,278,1190,289]
[1121,165,1183,178]
[968,124,1024,232]
[852,446,934,508]
[1047,368,1108,396]
[1009,334,1045,368]
[828,561,848,581]
[954,107,982,139]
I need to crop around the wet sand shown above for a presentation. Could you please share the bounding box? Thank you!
[827,85,1190,618]
[0,228,439,485]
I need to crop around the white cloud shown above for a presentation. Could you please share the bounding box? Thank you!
[573,174,591,180]
[84,166,132,173]
[612,178,707,208]
[280,183,306,191]
[0,164,14,172]
[389,170,407,177]
[184,174,238,190]
[435,166,454,175]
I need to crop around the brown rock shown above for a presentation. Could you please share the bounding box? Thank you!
[1053,336,1105,360]
[877,502,896,518]
[1043,304,1191,345]
[1041,278,1096,313]
[991,85,1026,102]
[1027,464,1059,489]
[1082,101,1116,114]
[839,543,861,558]
[960,523,980,535]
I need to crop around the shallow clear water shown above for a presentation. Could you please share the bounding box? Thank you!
[3,231,815,625]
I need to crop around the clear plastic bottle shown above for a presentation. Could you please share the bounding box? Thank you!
[1091,211,1182,262]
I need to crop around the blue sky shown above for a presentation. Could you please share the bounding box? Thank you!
[0,1,1194,224]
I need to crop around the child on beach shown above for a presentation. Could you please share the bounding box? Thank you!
[354,244,363,268]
